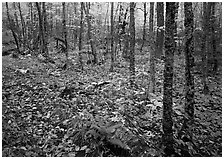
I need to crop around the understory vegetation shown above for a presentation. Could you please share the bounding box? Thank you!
[2,49,221,157]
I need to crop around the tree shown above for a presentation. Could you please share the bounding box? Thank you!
[83,2,97,64]
[36,2,45,56]
[109,2,115,72]
[129,2,135,87]
[149,2,154,33]
[210,2,218,73]
[5,2,20,55]
[18,2,26,48]
[140,2,147,52]
[201,2,211,94]
[156,2,164,58]
[42,2,48,56]
[162,2,178,156]
[78,2,84,70]
[62,2,68,63]
[180,1,195,148]
[149,2,155,94]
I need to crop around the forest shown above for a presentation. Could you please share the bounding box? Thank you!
[2,2,222,157]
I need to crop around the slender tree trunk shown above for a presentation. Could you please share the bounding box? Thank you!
[79,2,84,70]
[211,2,218,73]
[42,2,48,57]
[110,2,114,72]
[149,2,154,32]
[6,2,20,55]
[140,2,147,52]
[29,2,34,50]
[129,2,135,87]
[162,2,178,156]
[201,2,210,94]
[149,2,155,94]
[180,2,195,145]
[83,2,97,64]
[156,2,164,58]
[12,3,21,47]
[36,2,44,55]
[18,2,26,48]
[62,2,68,61]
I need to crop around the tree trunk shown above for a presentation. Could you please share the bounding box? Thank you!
[35,2,45,55]
[18,2,26,49]
[156,2,164,58]
[12,3,21,48]
[6,2,20,55]
[62,2,68,62]
[149,2,155,94]
[110,2,114,72]
[140,2,147,52]
[83,2,97,64]
[162,2,178,156]
[201,2,211,94]
[180,2,195,145]
[211,2,218,73]
[129,2,135,87]
[42,2,48,57]
[149,2,154,32]
[79,2,84,70]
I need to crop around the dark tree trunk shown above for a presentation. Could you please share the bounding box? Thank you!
[110,2,114,72]
[180,2,195,145]
[12,3,21,47]
[149,2,155,94]
[140,2,147,52]
[201,2,211,94]
[6,2,20,55]
[162,2,178,156]
[129,2,135,87]
[83,2,97,64]
[211,2,218,73]
[156,2,164,58]
[62,2,68,61]
[36,2,45,55]
[79,2,84,70]
[149,2,154,32]
[18,2,26,48]
[42,2,48,56]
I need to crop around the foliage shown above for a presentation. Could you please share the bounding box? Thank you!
[2,47,222,156]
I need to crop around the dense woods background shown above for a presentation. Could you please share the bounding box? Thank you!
[2,2,222,157]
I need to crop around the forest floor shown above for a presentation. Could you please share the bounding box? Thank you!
[2,49,222,157]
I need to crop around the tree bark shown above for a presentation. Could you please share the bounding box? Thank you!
[42,2,48,56]
[149,2,155,94]
[62,2,68,61]
[156,2,164,58]
[36,2,45,55]
[149,2,154,32]
[6,2,20,55]
[129,2,135,87]
[162,2,178,156]
[83,2,97,64]
[181,1,195,144]
[201,2,211,94]
[18,2,26,48]
[140,2,147,52]
[79,2,84,70]
[211,2,218,73]
[110,2,114,72]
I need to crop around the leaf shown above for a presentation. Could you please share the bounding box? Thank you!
[75,146,80,151]
[20,146,27,150]
[109,138,130,150]
[80,145,87,151]
[68,152,76,157]
[106,123,123,133]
